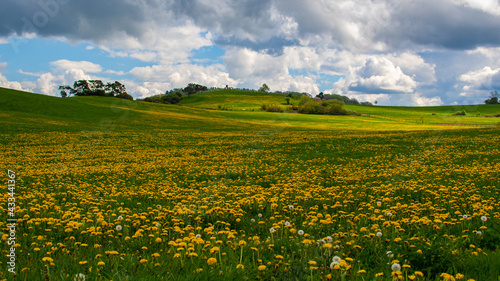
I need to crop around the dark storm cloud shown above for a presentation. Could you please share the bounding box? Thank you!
[3,0,500,52]
[0,0,147,42]
[381,0,500,50]
[214,36,299,55]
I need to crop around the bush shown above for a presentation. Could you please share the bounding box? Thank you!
[261,104,284,113]
[452,109,467,116]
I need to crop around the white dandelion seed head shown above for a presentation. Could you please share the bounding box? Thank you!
[196,234,201,238]
[330,261,339,269]
[285,221,291,227]
[156,223,161,227]
[269,228,276,233]
[386,212,393,217]
[251,218,255,223]
[391,263,401,271]
[476,231,482,236]
[289,205,294,210]
[158,205,162,210]
[116,225,122,231]
[298,230,304,235]
[118,216,123,220]
[326,236,333,243]
[74,273,86,281]
[463,215,468,219]
[386,251,394,258]
[258,213,263,218]
[481,216,487,222]
[377,201,382,206]
[332,256,341,263]
[376,231,383,237]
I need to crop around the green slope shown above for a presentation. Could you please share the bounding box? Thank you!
[2,87,500,134]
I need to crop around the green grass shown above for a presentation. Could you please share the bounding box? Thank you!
[1,87,500,281]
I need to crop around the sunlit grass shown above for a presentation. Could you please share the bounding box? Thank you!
[1,87,500,280]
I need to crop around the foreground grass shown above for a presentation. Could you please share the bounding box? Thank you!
[1,88,500,280]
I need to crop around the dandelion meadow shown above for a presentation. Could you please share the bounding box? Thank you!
[1,88,500,280]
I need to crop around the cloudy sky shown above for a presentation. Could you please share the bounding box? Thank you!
[1,0,500,105]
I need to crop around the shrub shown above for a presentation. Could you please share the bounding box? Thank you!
[261,104,284,113]
[452,109,466,116]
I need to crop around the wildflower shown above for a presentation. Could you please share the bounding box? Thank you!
[155,238,162,243]
[74,273,86,281]
[269,228,276,233]
[386,251,394,258]
[237,264,244,269]
[391,263,401,271]
[375,273,384,277]
[79,261,87,265]
[152,253,160,258]
[289,205,294,210]
[251,218,255,223]
[258,213,263,218]
[239,240,247,246]
[139,259,147,264]
[462,215,468,219]
[97,261,105,266]
[330,261,340,269]
[376,231,383,237]
[326,236,333,242]
[207,257,217,265]
[415,271,424,277]
[258,265,266,271]
[377,201,382,206]
[386,212,393,217]
[332,256,341,263]
[481,216,487,222]
[358,270,366,274]
[116,225,122,231]
[476,231,482,236]
[298,230,304,235]
[42,257,53,263]
[284,221,291,227]
[440,273,455,281]
[308,260,317,266]
[156,223,161,227]
[455,273,464,279]
[118,216,123,220]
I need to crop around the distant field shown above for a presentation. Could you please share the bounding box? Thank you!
[1,87,500,281]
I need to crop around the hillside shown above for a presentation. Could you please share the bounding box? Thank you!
[2,86,500,281]
[1,87,500,134]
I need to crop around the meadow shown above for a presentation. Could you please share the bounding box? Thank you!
[1,87,500,280]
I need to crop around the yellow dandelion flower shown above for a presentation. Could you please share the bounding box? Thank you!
[207,257,217,265]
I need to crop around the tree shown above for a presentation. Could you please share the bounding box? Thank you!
[59,85,72,97]
[259,83,270,93]
[105,81,128,97]
[316,92,325,99]
[59,80,132,99]
[485,91,499,104]
[285,97,290,105]
[183,83,208,96]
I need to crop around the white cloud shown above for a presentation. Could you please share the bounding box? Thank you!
[50,59,103,73]
[129,63,237,90]
[460,66,500,90]
[104,70,126,76]
[349,57,417,94]
[451,0,500,15]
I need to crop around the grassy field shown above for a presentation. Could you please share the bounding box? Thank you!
[1,87,500,280]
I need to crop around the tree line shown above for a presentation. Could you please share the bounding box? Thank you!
[59,80,133,100]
